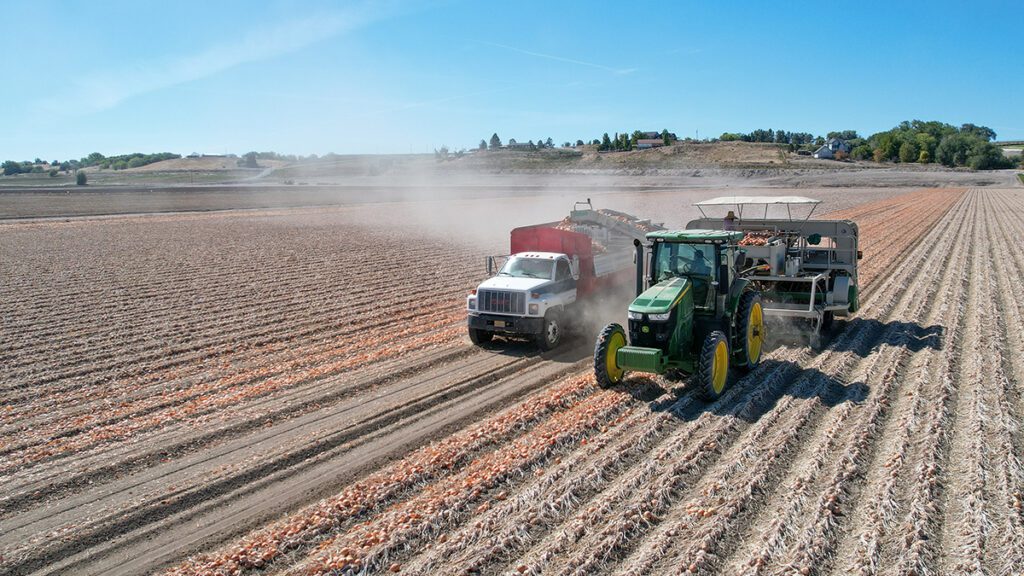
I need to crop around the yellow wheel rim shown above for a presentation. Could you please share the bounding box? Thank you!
[747,302,764,364]
[712,340,729,394]
[606,331,626,383]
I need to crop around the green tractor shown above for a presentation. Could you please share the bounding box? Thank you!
[593,230,766,399]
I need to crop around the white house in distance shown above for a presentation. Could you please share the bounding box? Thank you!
[813,138,852,159]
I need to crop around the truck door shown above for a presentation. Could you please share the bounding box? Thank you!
[555,259,578,304]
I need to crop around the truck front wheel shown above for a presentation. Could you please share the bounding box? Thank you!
[537,310,562,351]
[468,327,493,345]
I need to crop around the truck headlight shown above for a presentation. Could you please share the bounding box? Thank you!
[648,312,671,321]
[528,303,539,315]
[467,298,476,310]
[627,311,643,320]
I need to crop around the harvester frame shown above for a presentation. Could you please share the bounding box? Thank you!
[689,196,861,348]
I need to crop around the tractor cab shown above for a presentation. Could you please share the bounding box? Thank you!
[643,230,745,314]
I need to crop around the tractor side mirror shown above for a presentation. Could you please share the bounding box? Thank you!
[571,255,580,280]
[486,256,496,276]
[718,263,729,294]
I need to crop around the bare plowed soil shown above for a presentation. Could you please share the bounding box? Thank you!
[6,187,1017,576]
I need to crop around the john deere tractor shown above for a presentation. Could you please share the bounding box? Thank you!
[593,230,766,399]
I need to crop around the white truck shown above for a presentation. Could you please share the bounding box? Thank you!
[467,201,662,350]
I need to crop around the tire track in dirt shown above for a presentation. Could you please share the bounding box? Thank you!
[2,344,592,576]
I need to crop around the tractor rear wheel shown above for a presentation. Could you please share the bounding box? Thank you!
[736,292,765,372]
[594,323,627,388]
[698,331,730,400]
[468,327,493,345]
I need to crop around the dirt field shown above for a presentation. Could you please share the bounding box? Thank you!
[2,185,1021,576]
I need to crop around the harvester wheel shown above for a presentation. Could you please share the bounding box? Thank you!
[468,327,493,345]
[594,323,627,388]
[698,331,730,400]
[537,310,562,351]
[736,292,765,373]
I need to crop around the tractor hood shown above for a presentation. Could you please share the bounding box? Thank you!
[477,276,551,292]
[629,277,691,314]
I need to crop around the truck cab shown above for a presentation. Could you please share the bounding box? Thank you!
[467,252,578,350]
[467,202,663,351]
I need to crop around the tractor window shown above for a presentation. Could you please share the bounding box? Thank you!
[652,243,716,282]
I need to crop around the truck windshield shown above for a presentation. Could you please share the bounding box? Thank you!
[652,243,715,282]
[499,257,554,279]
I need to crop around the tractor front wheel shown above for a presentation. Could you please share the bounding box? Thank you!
[698,331,731,400]
[594,323,627,388]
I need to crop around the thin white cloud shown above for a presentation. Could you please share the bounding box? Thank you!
[481,41,636,75]
[42,5,390,114]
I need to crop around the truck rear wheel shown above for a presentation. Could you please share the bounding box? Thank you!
[468,327,493,345]
[594,323,627,388]
[537,311,562,351]
[698,331,730,400]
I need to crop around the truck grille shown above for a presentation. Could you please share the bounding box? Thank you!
[478,290,526,315]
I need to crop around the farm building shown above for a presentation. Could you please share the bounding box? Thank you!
[813,137,852,159]
[636,139,665,149]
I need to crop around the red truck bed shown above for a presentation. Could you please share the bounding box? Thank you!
[509,224,625,298]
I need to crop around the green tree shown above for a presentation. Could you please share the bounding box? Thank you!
[959,123,996,141]
[478,139,487,151]
[898,141,919,163]
[82,152,105,166]
[2,160,22,175]
[935,134,972,167]
[489,133,502,149]
[600,133,611,151]
[661,129,671,146]
[238,152,259,168]
[545,137,554,148]
[76,171,87,185]
[918,149,931,164]
[576,139,585,146]
[49,169,59,177]
[966,140,1012,169]
[826,130,860,141]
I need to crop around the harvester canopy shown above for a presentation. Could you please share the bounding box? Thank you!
[695,196,822,221]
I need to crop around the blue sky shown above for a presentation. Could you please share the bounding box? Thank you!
[2,0,1022,160]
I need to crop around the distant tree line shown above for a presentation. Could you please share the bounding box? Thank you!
[862,120,1011,169]
[593,129,674,151]
[478,134,556,151]
[479,129,675,152]
[2,151,180,175]
[236,151,317,168]
[719,129,820,148]
[719,121,1019,170]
